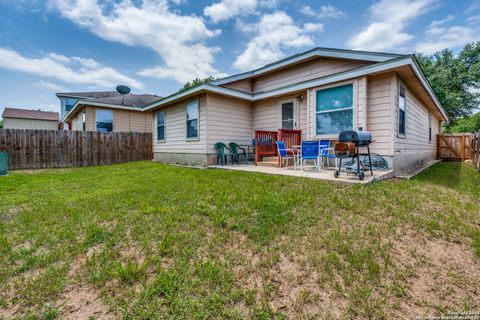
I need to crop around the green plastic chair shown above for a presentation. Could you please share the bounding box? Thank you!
[215,142,231,166]
[229,142,247,164]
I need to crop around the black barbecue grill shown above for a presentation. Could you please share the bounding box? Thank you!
[334,130,373,181]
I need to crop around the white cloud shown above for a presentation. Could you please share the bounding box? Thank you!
[303,23,324,32]
[428,14,455,28]
[35,81,67,92]
[49,0,223,83]
[416,26,476,54]
[0,47,142,89]
[348,0,435,51]
[204,0,258,23]
[204,0,279,23]
[233,11,320,71]
[300,4,346,19]
[467,15,480,24]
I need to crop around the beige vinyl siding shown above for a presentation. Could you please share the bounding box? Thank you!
[253,99,279,132]
[153,94,207,154]
[206,93,253,154]
[393,74,440,154]
[252,93,308,139]
[85,106,95,131]
[298,92,308,140]
[253,58,370,94]
[366,73,395,156]
[356,76,368,130]
[72,108,84,131]
[113,110,130,132]
[114,110,153,132]
[221,79,253,93]
[3,118,58,130]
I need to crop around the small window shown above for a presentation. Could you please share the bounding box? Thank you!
[157,110,165,141]
[96,109,113,132]
[65,98,77,112]
[398,85,406,136]
[186,99,199,139]
[316,84,353,135]
[428,111,432,142]
[82,110,86,131]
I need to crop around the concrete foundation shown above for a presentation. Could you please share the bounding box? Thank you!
[392,151,437,174]
[154,153,208,167]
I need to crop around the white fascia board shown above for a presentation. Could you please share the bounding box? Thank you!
[62,100,142,122]
[410,59,448,121]
[211,49,402,86]
[254,57,413,100]
[143,84,252,111]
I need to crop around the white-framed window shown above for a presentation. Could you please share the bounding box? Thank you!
[186,99,199,140]
[398,85,406,136]
[96,109,113,132]
[82,110,86,131]
[157,110,165,141]
[316,83,353,135]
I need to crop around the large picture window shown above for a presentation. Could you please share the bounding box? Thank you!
[186,100,199,139]
[96,109,113,132]
[399,85,406,136]
[157,110,165,141]
[316,84,353,135]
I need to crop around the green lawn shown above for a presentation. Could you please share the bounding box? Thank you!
[0,162,479,319]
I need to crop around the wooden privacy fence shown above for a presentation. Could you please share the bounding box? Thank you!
[437,133,473,161]
[0,129,153,170]
[473,132,480,170]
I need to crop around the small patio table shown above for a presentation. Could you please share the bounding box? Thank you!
[291,145,302,170]
[239,144,255,163]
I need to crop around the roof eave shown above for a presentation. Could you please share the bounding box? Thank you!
[62,100,143,122]
[210,47,406,86]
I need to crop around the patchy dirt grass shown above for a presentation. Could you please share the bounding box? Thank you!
[0,161,479,319]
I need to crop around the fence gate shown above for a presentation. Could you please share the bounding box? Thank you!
[437,133,473,161]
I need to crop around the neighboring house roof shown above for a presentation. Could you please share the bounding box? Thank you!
[2,108,59,121]
[61,92,162,121]
[143,49,447,121]
[56,91,119,99]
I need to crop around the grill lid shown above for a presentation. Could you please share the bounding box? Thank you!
[338,130,372,146]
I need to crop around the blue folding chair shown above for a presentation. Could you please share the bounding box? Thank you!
[276,141,296,168]
[300,141,321,171]
[319,140,337,168]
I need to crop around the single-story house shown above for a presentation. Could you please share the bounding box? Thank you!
[142,47,447,173]
[2,108,59,130]
[57,91,161,132]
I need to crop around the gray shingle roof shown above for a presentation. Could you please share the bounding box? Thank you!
[81,94,162,108]
[2,108,59,121]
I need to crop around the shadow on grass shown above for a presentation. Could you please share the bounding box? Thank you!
[413,162,479,198]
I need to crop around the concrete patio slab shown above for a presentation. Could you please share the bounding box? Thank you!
[208,164,393,184]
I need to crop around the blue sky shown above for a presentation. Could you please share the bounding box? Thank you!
[0,0,478,116]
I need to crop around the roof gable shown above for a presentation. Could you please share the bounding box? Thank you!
[2,108,59,121]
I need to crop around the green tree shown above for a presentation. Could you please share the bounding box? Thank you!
[415,42,480,123]
[179,76,217,92]
[445,112,480,133]
[0,119,3,129]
